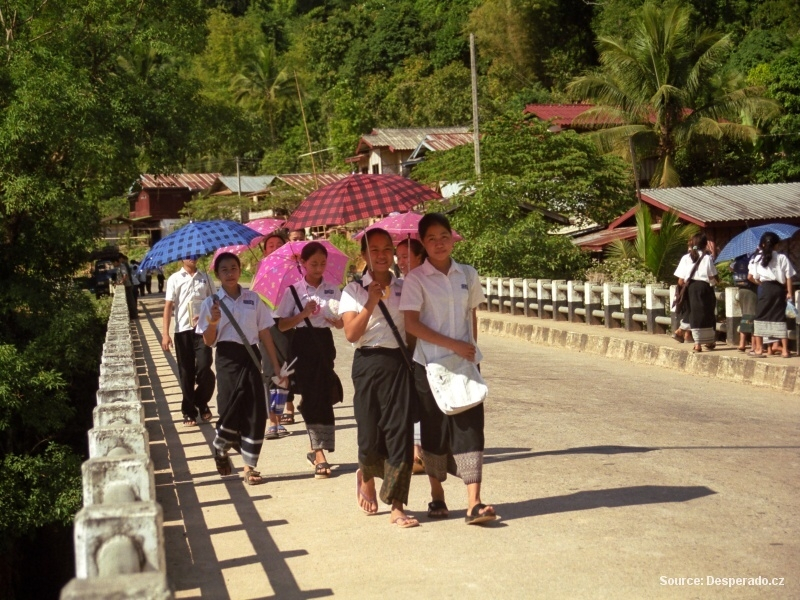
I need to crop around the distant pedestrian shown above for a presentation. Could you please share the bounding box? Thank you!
[162,257,217,426]
[157,268,165,293]
[731,253,759,352]
[400,213,497,525]
[118,254,138,319]
[749,232,796,358]
[674,234,718,353]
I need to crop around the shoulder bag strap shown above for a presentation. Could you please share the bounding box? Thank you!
[216,294,269,385]
[362,282,414,371]
[289,285,315,329]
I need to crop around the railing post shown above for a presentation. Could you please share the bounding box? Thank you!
[669,285,679,333]
[551,280,566,321]
[585,282,601,326]
[623,283,643,331]
[537,279,552,319]
[725,287,741,347]
[522,279,530,317]
[604,283,620,328]
[508,278,518,315]
[646,284,666,334]
[497,277,506,314]
[567,280,584,323]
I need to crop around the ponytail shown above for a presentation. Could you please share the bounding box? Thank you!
[759,231,780,268]
[689,233,708,263]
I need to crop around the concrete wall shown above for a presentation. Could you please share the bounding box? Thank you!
[60,290,171,599]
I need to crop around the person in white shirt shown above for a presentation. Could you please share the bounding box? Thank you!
[400,213,497,526]
[673,234,719,353]
[276,242,344,479]
[162,257,217,426]
[196,252,285,485]
[341,228,419,528]
[749,231,797,358]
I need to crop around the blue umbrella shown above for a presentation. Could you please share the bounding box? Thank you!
[141,220,262,268]
[715,223,800,263]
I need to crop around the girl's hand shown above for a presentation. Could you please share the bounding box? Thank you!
[365,280,383,305]
[301,300,317,317]
[207,297,221,325]
[451,340,477,362]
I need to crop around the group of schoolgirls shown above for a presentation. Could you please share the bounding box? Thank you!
[194,213,497,528]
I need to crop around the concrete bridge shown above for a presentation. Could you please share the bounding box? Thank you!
[63,291,799,599]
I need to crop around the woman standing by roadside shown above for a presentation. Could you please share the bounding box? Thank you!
[674,234,719,353]
[340,228,419,528]
[196,252,286,485]
[750,232,796,358]
[400,213,497,525]
[276,242,344,479]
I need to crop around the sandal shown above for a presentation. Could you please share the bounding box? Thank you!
[280,413,295,425]
[200,407,213,422]
[306,451,317,468]
[183,416,197,427]
[215,452,231,476]
[277,425,292,437]
[243,468,264,485]
[314,462,331,479]
[356,469,378,515]
[266,426,280,440]
[705,342,716,350]
[427,500,449,519]
[412,456,425,475]
[465,503,497,525]
[391,515,419,529]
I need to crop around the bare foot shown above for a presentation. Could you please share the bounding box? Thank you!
[356,469,378,514]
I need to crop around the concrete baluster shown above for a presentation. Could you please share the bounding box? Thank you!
[604,283,621,328]
[725,287,742,346]
[623,283,643,331]
[646,284,667,334]
[537,279,552,319]
[551,280,567,321]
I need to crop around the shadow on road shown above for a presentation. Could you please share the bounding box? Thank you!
[499,485,716,522]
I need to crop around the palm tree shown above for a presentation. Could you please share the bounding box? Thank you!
[607,203,698,282]
[231,45,290,146]
[567,2,779,187]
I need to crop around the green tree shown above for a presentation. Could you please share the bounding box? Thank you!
[568,2,779,187]
[606,203,698,281]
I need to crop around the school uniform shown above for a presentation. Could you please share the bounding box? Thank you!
[341,273,414,505]
[196,287,273,468]
[275,280,342,452]
[674,253,718,344]
[751,253,796,341]
[399,259,486,485]
[165,267,217,421]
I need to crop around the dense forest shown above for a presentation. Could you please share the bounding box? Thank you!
[1,0,799,597]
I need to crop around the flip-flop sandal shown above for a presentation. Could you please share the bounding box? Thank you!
[266,426,280,440]
[748,351,765,358]
[280,414,295,425]
[465,503,497,525]
[183,416,197,427]
[243,469,264,485]
[277,425,292,437]
[214,453,231,477]
[427,500,449,519]
[391,515,419,529]
[314,462,331,479]
[200,408,213,422]
[356,469,378,515]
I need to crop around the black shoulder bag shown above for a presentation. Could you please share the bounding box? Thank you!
[673,254,704,313]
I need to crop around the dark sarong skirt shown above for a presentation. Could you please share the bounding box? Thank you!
[292,327,338,451]
[414,364,484,485]
[754,281,788,340]
[687,280,716,344]
[214,341,267,468]
[737,287,758,334]
[352,347,413,505]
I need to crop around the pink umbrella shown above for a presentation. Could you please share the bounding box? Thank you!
[211,218,285,266]
[251,240,349,308]
[353,212,463,243]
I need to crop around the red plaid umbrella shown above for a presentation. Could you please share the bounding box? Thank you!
[285,174,441,229]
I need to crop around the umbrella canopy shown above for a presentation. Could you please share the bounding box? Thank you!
[251,240,349,308]
[141,220,262,268]
[285,174,441,229]
[210,219,285,266]
[715,223,800,263]
[352,211,463,244]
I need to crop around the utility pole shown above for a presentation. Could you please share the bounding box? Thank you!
[629,137,641,202]
[470,33,481,179]
[295,70,319,190]
[236,156,247,222]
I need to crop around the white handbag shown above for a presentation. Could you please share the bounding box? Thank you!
[423,268,488,416]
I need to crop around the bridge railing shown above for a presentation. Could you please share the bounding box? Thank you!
[61,290,171,599]
[480,277,800,346]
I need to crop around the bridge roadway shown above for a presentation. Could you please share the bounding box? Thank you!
[135,294,799,599]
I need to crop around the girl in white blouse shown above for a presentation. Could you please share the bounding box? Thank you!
[749,232,796,357]
[673,234,719,352]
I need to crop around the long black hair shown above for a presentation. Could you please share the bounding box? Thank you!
[759,231,780,268]
[689,233,708,263]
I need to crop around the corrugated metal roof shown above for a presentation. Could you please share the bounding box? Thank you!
[524,104,598,126]
[277,173,350,195]
[421,132,474,152]
[573,225,661,251]
[139,173,220,191]
[216,175,276,194]
[641,183,800,225]
[357,127,470,153]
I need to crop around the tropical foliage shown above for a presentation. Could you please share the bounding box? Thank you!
[567,2,780,187]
